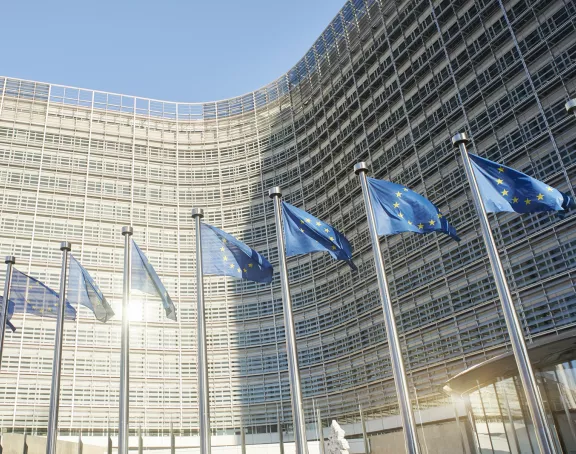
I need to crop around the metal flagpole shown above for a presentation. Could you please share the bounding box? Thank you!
[354,163,421,454]
[46,242,72,454]
[268,187,309,454]
[277,406,285,454]
[452,132,557,454]
[359,404,370,454]
[316,407,325,454]
[119,226,133,454]
[191,208,211,454]
[0,255,16,370]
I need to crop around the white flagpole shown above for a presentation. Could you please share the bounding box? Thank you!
[0,255,16,370]
[191,208,211,454]
[268,187,309,454]
[119,226,133,454]
[354,163,421,454]
[452,132,557,454]
[46,242,72,454]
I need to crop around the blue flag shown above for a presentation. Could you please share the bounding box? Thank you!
[0,296,17,332]
[469,153,575,215]
[8,268,76,320]
[201,223,273,283]
[132,240,177,321]
[282,201,357,270]
[366,177,460,241]
[68,256,115,323]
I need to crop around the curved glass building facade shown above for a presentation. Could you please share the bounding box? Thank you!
[0,0,575,441]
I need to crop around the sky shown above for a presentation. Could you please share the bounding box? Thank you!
[1,0,345,103]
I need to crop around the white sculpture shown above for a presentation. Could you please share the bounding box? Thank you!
[325,420,350,454]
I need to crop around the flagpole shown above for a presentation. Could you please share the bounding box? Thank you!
[46,242,72,454]
[452,132,557,454]
[191,208,211,454]
[268,187,309,454]
[354,163,421,454]
[119,226,133,454]
[0,255,16,370]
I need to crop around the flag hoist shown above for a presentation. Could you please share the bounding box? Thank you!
[191,208,211,454]
[119,226,133,454]
[353,163,421,454]
[268,187,309,454]
[452,132,560,454]
[191,207,273,453]
[46,242,72,454]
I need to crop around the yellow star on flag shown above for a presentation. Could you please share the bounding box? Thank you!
[223,256,228,261]
[407,220,412,225]
[437,213,443,218]
[237,268,241,273]
[393,202,400,208]
[300,228,304,233]
[537,193,544,200]
[418,223,424,229]
[496,178,503,185]
[220,246,225,252]
[395,191,402,197]
[222,239,227,243]
[248,263,253,268]
[398,213,404,218]
[243,268,247,273]
[324,228,329,233]
[547,187,553,192]
[498,167,504,173]
[229,263,235,269]
[501,189,508,196]
[403,188,408,191]
[512,197,519,203]
[300,219,305,224]
[329,236,334,241]
[316,221,321,226]
[306,218,311,223]
[525,199,531,205]
[429,219,435,226]
[331,246,337,250]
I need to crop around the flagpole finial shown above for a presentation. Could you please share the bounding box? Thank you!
[354,162,369,174]
[191,208,204,218]
[60,242,72,252]
[565,99,576,113]
[452,133,469,146]
[4,256,15,265]
[121,226,134,236]
[268,187,282,198]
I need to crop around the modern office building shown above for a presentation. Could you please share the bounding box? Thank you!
[0,0,575,450]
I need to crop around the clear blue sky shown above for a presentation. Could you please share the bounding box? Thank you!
[1,0,345,102]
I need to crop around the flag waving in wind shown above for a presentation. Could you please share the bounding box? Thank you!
[469,153,575,215]
[68,256,115,323]
[201,223,273,283]
[282,201,357,270]
[8,268,76,320]
[132,240,177,321]
[366,177,460,241]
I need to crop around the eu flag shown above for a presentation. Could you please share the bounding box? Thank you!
[201,223,273,283]
[469,153,575,215]
[282,201,356,270]
[0,297,17,332]
[68,256,115,323]
[9,268,76,320]
[132,240,177,321]
[366,177,460,241]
